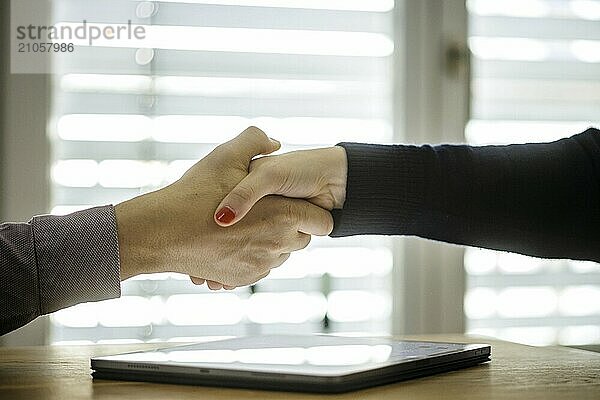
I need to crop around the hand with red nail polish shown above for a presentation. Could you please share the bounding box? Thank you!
[215,206,236,225]
[115,126,333,288]
[214,146,348,228]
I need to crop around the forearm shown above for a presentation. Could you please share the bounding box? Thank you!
[332,128,600,262]
[0,206,121,336]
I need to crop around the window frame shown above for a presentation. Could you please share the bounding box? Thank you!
[391,0,469,335]
[0,0,52,346]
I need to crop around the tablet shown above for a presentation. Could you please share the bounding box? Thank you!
[91,334,491,393]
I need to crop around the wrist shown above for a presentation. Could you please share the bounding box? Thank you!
[329,146,348,208]
[114,197,159,280]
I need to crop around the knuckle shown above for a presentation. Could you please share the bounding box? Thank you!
[281,201,298,224]
[245,125,263,135]
[262,165,280,181]
[213,141,234,155]
[244,125,268,142]
[244,267,268,286]
[323,214,334,235]
[262,167,286,190]
[233,263,253,285]
[266,237,283,253]
[299,235,311,250]
[246,276,261,286]
[230,184,255,204]
[259,269,271,282]
[287,199,301,215]
[279,253,291,265]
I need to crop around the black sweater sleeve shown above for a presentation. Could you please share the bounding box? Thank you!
[330,127,600,263]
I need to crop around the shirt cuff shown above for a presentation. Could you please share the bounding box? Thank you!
[330,143,429,237]
[31,205,121,315]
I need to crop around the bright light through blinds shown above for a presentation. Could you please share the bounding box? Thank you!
[57,23,394,57]
[156,0,395,12]
[49,0,395,344]
[56,114,392,145]
[465,0,600,346]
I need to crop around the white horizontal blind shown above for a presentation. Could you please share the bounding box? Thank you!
[465,0,600,346]
[48,0,395,344]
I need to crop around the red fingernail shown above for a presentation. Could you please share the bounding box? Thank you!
[216,206,236,224]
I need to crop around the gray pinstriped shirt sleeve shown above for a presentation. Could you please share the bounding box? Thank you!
[0,205,121,336]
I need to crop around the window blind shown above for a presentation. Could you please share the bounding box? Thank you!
[48,0,395,344]
[465,0,600,346]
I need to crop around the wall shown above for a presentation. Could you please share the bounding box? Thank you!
[0,0,51,346]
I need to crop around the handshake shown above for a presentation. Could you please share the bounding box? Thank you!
[115,127,348,289]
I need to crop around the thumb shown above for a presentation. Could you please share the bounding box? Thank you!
[214,170,277,226]
[214,126,280,166]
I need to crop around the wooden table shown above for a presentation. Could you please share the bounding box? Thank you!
[0,334,599,399]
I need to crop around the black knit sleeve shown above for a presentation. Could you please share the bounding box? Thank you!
[331,127,600,263]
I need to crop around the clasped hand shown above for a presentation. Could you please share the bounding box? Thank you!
[198,127,348,290]
[114,126,344,290]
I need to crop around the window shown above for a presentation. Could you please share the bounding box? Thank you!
[48,0,396,344]
[465,0,600,346]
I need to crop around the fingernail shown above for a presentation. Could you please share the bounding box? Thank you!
[215,206,236,224]
[269,137,280,147]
